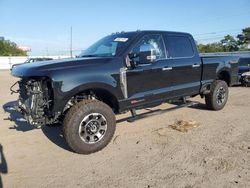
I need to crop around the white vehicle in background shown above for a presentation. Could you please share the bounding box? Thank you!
[11,57,53,70]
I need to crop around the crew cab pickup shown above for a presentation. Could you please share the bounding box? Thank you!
[11,30,239,154]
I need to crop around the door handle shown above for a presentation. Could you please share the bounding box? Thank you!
[162,67,172,71]
[192,64,200,68]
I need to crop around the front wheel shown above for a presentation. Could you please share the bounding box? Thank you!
[205,80,228,111]
[63,100,116,154]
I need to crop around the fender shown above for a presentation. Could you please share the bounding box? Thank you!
[51,79,124,114]
[216,63,231,76]
[216,58,239,86]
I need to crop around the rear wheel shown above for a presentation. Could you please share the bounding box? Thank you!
[63,100,116,154]
[205,80,228,110]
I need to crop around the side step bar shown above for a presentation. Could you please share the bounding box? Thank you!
[117,100,199,123]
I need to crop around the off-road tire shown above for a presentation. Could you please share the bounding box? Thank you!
[63,100,116,154]
[205,80,228,110]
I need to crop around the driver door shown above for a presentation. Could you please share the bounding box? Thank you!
[126,34,173,107]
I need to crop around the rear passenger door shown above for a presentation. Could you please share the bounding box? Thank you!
[164,34,202,97]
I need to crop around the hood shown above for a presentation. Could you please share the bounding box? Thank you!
[11,57,115,77]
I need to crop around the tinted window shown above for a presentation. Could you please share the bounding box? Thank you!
[167,36,194,58]
[132,34,166,62]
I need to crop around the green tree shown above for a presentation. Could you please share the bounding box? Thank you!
[0,40,27,56]
[198,27,250,53]
[198,42,224,53]
[220,35,239,52]
[237,27,250,50]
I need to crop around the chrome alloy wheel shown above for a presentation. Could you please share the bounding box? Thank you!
[216,86,226,105]
[78,113,107,144]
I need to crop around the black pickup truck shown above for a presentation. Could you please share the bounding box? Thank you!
[11,30,239,154]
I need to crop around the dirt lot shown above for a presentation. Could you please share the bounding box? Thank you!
[0,70,249,188]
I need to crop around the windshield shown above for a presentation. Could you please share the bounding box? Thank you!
[79,33,136,57]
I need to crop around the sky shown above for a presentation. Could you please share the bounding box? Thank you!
[0,0,250,56]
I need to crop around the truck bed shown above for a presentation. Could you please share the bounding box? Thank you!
[200,55,239,86]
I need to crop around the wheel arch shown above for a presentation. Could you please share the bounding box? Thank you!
[59,83,121,114]
[80,88,120,113]
[217,70,231,86]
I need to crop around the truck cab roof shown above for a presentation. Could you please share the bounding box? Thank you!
[112,30,192,37]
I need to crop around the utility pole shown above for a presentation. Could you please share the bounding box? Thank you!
[46,47,49,56]
[70,26,73,58]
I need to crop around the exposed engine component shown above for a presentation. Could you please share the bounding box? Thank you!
[241,72,250,87]
[16,78,56,127]
[13,78,98,127]
[64,91,97,112]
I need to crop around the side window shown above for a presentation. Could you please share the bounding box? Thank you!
[167,36,194,58]
[132,34,166,62]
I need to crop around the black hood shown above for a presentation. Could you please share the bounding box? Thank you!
[11,57,115,77]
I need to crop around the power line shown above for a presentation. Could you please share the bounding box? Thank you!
[195,32,239,40]
[195,35,239,43]
[193,28,243,36]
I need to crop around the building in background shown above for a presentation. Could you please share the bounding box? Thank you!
[17,46,31,53]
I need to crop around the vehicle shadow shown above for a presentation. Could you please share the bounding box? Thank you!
[3,101,71,152]
[232,84,250,88]
[187,103,208,111]
[41,125,72,152]
[2,101,35,132]
[2,100,207,152]
[116,108,162,124]
[0,144,8,188]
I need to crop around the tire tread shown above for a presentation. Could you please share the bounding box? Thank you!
[63,99,116,154]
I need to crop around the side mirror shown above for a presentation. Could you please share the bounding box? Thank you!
[126,53,137,69]
[139,44,156,64]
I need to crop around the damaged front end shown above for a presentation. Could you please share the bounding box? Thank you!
[11,77,58,127]
[241,72,250,87]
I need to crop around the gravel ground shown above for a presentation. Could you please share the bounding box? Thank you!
[0,70,250,188]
